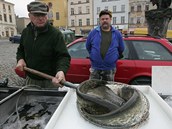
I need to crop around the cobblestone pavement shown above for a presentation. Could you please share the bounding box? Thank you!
[0,39,25,86]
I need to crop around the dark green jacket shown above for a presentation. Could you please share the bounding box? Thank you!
[16,22,71,80]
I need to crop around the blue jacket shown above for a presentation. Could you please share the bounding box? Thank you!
[86,26,125,70]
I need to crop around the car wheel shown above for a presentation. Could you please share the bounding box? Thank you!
[130,77,151,86]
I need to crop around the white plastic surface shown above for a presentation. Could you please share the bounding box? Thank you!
[45,86,172,129]
[152,66,172,95]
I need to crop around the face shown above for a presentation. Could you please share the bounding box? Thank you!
[29,13,48,27]
[99,14,112,31]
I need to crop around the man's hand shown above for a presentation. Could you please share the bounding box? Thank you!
[16,59,26,71]
[15,59,26,78]
[52,71,65,87]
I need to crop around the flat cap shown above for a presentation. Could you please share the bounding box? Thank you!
[27,1,49,14]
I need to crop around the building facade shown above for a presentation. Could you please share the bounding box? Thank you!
[93,0,129,32]
[36,0,172,34]
[37,0,68,28]
[128,0,155,31]
[16,17,30,34]
[68,0,93,35]
[10,0,171,36]
[0,0,17,38]
[128,0,172,32]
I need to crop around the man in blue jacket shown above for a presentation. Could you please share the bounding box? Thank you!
[86,9,125,81]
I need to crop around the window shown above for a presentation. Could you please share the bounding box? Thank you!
[113,17,116,24]
[130,18,134,24]
[86,6,90,14]
[71,8,74,15]
[11,31,14,36]
[4,14,7,22]
[121,5,125,12]
[97,7,100,14]
[86,18,90,26]
[56,12,59,20]
[137,17,141,24]
[78,7,82,14]
[113,6,116,12]
[145,5,149,11]
[8,5,11,11]
[68,41,89,58]
[3,4,6,12]
[71,19,74,26]
[131,6,134,12]
[137,5,141,12]
[9,15,12,22]
[0,15,2,21]
[6,31,9,37]
[133,41,172,60]
[79,19,82,26]
[105,6,108,10]
[121,16,125,24]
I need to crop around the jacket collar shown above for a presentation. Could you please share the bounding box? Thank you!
[28,22,49,33]
[95,25,116,32]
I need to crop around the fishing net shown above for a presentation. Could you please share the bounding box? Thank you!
[76,80,149,129]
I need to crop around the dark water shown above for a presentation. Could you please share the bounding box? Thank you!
[0,98,62,129]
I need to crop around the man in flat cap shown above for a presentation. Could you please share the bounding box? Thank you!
[15,1,71,88]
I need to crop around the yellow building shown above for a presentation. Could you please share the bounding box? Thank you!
[37,0,68,28]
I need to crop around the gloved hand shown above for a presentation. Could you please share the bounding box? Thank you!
[14,67,26,78]
[15,59,26,78]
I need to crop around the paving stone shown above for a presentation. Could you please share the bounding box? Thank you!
[0,40,25,87]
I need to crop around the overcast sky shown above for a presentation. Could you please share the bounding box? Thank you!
[6,0,33,17]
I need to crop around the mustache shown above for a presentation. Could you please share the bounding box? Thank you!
[102,22,108,25]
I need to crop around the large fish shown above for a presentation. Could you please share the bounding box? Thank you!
[76,80,149,129]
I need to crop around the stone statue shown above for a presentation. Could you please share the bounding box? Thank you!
[150,0,172,9]
[146,0,172,38]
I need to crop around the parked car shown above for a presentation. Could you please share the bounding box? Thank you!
[9,35,21,43]
[66,35,172,86]
[60,29,75,45]
[167,38,172,43]
[75,34,85,39]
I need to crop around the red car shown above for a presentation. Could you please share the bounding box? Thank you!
[66,36,172,85]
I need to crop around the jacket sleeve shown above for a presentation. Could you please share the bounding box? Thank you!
[54,31,71,75]
[16,32,25,62]
[118,32,125,54]
[117,31,125,59]
[86,31,92,54]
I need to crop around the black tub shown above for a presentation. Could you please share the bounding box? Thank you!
[0,87,18,101]
[0,88,66,129]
